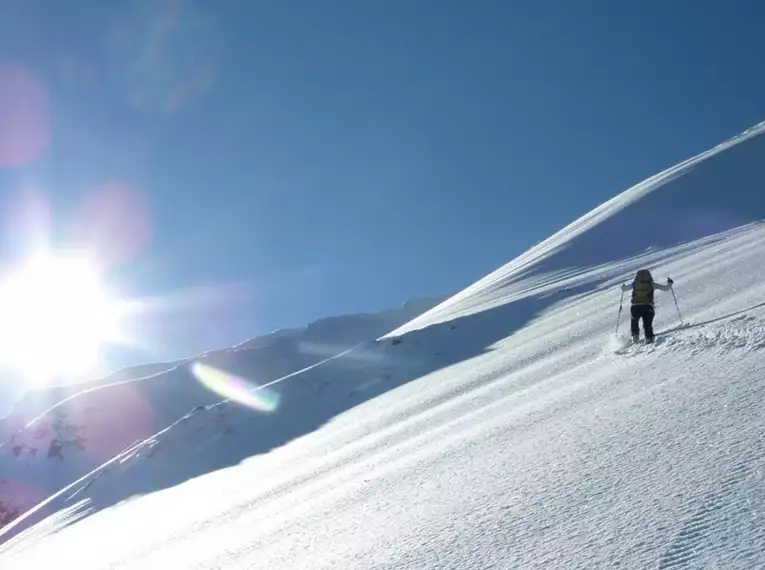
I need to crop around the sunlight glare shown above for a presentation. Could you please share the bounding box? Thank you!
[0,252,125,384]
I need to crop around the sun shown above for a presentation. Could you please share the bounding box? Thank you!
[0,252,125,384]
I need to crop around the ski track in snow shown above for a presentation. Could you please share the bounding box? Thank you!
[3,123,765,568]
[603,315,765,570]
[611,316,765,358]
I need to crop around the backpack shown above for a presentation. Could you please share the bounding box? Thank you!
[632,269,654,305]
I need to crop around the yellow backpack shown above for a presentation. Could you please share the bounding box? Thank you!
[632,269,654,304]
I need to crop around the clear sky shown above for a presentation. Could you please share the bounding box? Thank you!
[1,0,765,374]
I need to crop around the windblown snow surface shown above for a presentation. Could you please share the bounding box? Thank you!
[2,122,765,569]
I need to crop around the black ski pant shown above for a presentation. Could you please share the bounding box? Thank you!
[631,304,655,340]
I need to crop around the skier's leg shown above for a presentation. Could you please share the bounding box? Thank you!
[644,306,656,342]
[630,306,640,342]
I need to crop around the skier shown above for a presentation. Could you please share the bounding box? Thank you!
[620,269,674,343]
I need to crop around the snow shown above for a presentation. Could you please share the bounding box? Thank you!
[0,297,442,539]
[2,122,765,568]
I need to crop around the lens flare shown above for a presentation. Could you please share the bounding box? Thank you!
[72,182,152,268]
[107,0,222,113]
[191,362,280,412]
[0,478,44,526]
[0,63,50,166]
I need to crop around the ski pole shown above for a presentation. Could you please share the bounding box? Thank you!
[671,287,684,325]
[615,288,625,334]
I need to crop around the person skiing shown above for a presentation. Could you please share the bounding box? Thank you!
[620,269,674,343]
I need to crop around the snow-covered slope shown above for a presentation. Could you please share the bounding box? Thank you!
[392,120,765,334]
[2,122,765,569]
[0,297,441,535]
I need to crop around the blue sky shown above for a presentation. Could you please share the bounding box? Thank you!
[1,0,765,371]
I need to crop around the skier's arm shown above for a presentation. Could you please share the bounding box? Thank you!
[653,278,674,291]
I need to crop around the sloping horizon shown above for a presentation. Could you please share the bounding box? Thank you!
[1,119,765,568]
[4,0,765,391]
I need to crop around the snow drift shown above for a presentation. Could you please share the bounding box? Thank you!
[2,122,765,568]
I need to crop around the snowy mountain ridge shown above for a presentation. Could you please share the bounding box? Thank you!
[392,120,765,335]
[0,295,443,537]
[4,296,443,420]
[2,121,765,568]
